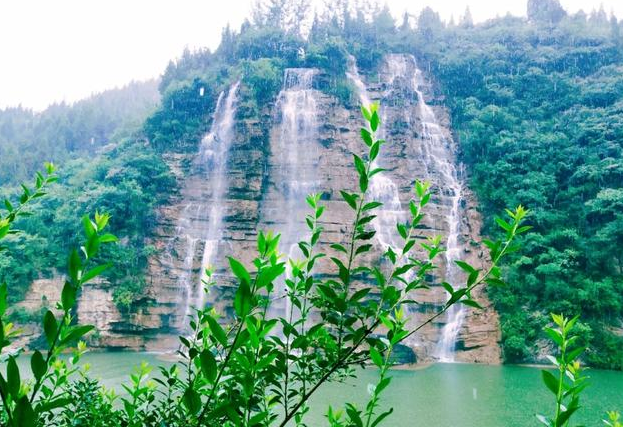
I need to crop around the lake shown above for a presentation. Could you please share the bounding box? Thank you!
[10,352,623,426]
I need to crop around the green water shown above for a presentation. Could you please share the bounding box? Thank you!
[11,352,623,426]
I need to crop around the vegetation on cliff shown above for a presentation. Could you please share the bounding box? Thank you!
[414,2,623,368]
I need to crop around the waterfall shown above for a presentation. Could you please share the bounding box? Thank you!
[346,55,406,256]
[192,81,240,316]
[348,54,467,361]
[165,81,239,326]
[269,68,320,318]
[410,67,465,363]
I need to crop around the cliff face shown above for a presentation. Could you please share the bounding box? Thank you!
[18,54,500,363]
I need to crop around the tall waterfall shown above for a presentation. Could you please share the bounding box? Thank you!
[410,66,465,362]
[169,81,240,324]
[348,54,467,361]
[346,55,406,256]
[193,81,240,315]
[270,68,320,317]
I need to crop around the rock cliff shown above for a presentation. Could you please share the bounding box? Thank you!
[17,53,501,363]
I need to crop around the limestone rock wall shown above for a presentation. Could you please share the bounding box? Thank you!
[15,54,500,363]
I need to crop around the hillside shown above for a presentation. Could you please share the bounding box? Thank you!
[2,0,622,368]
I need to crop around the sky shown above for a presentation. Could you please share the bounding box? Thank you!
[1,0,621,111]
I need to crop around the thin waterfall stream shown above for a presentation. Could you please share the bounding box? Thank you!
[346,54,467,361]
[346,55,407,263]
[193,81,240,315]
[162,81,240,329]
[410,66,466,362]
[269,68,320,319]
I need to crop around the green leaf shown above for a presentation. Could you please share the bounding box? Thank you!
[541,370,559,395]
[43,310,57,345]
[330,243,348,254]
[350,288,370,302]
[340,190,358,210]
[370,111,380,132]
[359,174,369,193]
[256,264,285,290]
[360,128,373,147]
[461,299,483,309]
[370,141,380,161]
[206,316,227,346]
[228,257,250,285]
[234,280,252,318]
[565,346,586,363]
[353,154,366,178]
[375,376,392,394]
[182,387,201,414]
[545,327,563,347]
[14,396,36,427]
[556,406,579,427]
[370,347,383,367]
[355,244,373,256]
[396,223,408,239]
[330,257,349,285]
[371,408,394,427]
[98,233,118,243]
[0,283,7,317]
[495,217,511,232]
[35,397,71,413]
[81,263,112,284]
[455,260,476,274]
[30,350,47,382]
[82,215,96,238]
[361,105,371,121]
[362,201,383,211]
[200,349,217,382]
[61,281,76,311]
[7,356,20,399]
[402,239,416,254]
[358,215,376,226]
[60,325,94,346]
[68,249,82,284]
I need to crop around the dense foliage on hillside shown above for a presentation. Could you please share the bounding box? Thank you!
[0,82,175,308]
[414,6,623,368]
[0,80,160,184]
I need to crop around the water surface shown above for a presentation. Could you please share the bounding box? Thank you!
[11,352,623,426]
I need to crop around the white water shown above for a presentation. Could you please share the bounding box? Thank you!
[171,82,240,324]
[347,54,466,361]
[270,68,320,318]
[409,66,465,363]
[346,55,406,255]
[194,81,240,314]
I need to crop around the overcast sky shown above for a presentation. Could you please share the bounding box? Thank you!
[1,0,621,111]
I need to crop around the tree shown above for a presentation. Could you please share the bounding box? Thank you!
[527,0,567,24]
[417,7,443,42]
[459,6,474,28]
